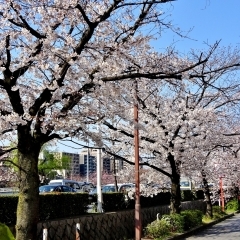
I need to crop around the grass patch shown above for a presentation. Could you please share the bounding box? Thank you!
[202,215,214,224]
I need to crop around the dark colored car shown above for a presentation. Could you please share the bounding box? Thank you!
[39,185,76,193]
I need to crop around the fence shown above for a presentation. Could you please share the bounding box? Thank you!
[11,200,205,240]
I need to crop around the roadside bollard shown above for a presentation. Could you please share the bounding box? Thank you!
[76,223,80,240]
[43,228,48,240]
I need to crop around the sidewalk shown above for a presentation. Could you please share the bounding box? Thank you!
[168,212,240,240]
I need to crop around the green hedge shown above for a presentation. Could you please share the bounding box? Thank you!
[141,192,171,208]
[0,195,18,225]
[91,190,203,212]
[90,191,172,211]
[195,190,204,200]
[39,193,89,220]
[181,190,204,202]
[0,189,204,225]
[90,193,128,212]
[0,193,89,225]
[102,193,127,212]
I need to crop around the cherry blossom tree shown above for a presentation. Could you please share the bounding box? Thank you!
[1,1,240,238]
[100,43,240,214]
[0,0,212,239]
[0,150,18,186]
[193,124,240,217]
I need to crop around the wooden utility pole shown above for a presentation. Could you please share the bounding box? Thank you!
[134,80,141,240]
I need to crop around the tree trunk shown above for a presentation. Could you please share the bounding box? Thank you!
[15,126,42,240]
[170,174,181,214]
[201,170,213,218]
[168,153,181,214]
[204,190,213,218]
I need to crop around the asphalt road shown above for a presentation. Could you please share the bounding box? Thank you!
[181,213,240,240]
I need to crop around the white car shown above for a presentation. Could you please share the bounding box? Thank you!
[48,179,83,192]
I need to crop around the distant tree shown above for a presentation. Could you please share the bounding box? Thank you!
[2,144,71,185]
[1,2,194,238]
[38,150,71,184]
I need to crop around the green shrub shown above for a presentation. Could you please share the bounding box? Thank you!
[144,214,184,239]
[226,199,239,212]
[144,219,171,239]
[180,210,203,230]
[161,214,184,233]
[0,223,15,240]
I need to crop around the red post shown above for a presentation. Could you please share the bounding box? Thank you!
[134,80,141,240]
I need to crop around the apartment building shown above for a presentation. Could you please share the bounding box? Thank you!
[79,148,109,176]
[48,151,80,178]
[79,148,123,177]
[40,148,123,178]
[79,148,97,176]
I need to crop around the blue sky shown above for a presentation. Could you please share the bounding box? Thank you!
[56,0,240,153]
[152,0,240,53]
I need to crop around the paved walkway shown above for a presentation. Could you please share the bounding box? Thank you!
[181,213,240,240]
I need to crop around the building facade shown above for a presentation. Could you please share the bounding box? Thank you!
[79,148,112,176]
[42,148,124,178]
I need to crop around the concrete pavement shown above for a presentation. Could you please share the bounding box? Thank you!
[181,213,240,240]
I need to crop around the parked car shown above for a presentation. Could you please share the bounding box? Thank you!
[180,177,193,190]
[78,182,95,192]
[39,185,76,193]
[48,179,83,192]
[89,183,135,194]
